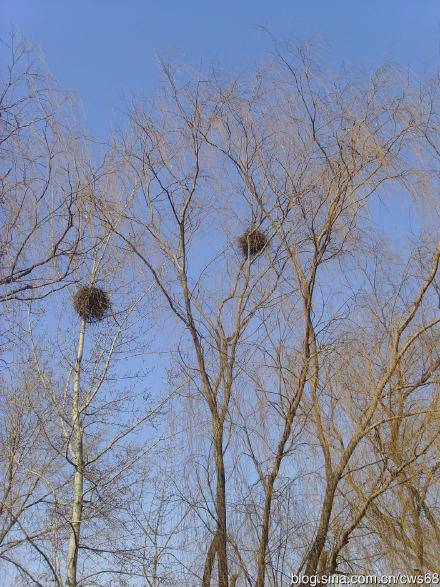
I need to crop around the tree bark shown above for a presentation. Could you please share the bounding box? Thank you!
[66,319,85,587]
[202,533,218,587]
[213,422,228,587]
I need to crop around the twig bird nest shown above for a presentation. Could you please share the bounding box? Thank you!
[238,228,268,258]
[73,286,111,323]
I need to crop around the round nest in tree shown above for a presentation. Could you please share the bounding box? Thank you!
[238,228,268,258]
[73,286,111,323]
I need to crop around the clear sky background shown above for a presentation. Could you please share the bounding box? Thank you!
[1,0,440,141]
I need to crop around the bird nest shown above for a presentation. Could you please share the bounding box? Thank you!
[73,286,111,323]
[238,228,268,258]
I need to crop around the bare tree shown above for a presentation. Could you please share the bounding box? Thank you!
[186,44,440,583]
[0,375,62,586]
[1,36,439,587]
[0,202,167,585]
[0,34,83,304]
[99,64,286,585]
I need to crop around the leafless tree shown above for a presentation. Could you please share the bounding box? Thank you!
[98,63,288,585]
[0,202,168,585]
[1,36,439,587]
[194,45,440,583]
[0,34,84,305]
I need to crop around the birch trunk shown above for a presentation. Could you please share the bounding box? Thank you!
[66,319,86,587]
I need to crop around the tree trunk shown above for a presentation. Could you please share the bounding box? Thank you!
[213,422,228,587]
[255,335,312,587]
[256,476,274,587]
[66,319,85,587]
[304,480,337,575]
[202,533,218,587]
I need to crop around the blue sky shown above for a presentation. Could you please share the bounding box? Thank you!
[2,1,439,141]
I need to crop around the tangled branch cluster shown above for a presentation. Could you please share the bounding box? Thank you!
[73,286,110,323]
[238,229,268,258]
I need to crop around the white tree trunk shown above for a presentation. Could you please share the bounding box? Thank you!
[66,319,86,587]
